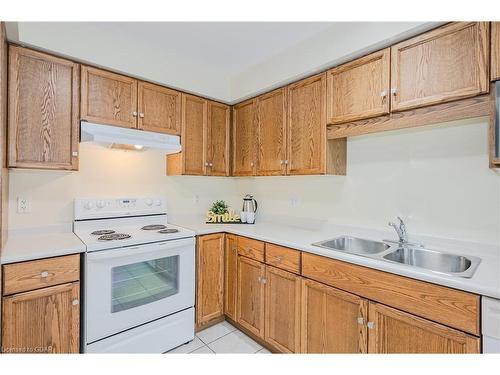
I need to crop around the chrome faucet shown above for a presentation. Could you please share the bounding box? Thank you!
[388,217,408,245]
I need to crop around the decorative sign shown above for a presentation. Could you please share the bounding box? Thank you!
[206,208,241,224]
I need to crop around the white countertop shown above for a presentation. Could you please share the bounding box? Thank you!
[1,225,86,264]
[171,217,500,299]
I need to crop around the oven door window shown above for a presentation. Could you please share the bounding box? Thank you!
[111,256,179,313]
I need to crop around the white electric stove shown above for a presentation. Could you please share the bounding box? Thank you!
[73,197,196,353]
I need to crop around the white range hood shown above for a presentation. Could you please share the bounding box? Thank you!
[80,121,181,154]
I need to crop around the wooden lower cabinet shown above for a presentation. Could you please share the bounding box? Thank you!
[264,266,301,353]
[224,234,238,320]
[196,234,225,328]
[2,282,80,353]
[237,256,265,339]
[368,302,480,353]
[301,278,368,353]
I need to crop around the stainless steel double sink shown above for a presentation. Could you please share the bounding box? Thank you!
[312,236,481,278]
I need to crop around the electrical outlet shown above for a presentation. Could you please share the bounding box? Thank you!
[193,195,200,205]
[290,196,301,207]
[17,197,31,214]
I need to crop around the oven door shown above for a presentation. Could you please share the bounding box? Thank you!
[85,237,195,343]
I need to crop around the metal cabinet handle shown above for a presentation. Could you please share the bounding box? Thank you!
[139,113,145,118]
[232,246,237,252]
[280,160,284,165]
[390,88,397,96]
[40,271,49,278]
[284,160,289,165]
[367,322,375,329]
[275,256,283,262]
[209,163,213,167]
[72,151,78,157]
[72,299,79,306]
[260,277,267,284]
[205,162,209,167]
[133,111,138,117]
[380,90,388,98]
[250,162,254,167]
[357,317,365,325]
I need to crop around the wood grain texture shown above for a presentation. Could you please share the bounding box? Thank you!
[301,253,480,335]
[301,278,368,353]
[0,22,7,348]
[326,138,347,175]
[137,81,181,135]
[391,22,489,112]
[224,234,238,321]
[287,73,327,175]
[264,266,301,353]
[8,46,79,170]
[237,236,265,262]
[265,243,301,274]
[327,94,490,139]
[492,22,500,82]
[81,65,137,128]
[368,302,480,353]
[257,88,287,176]
[2,282,80,353]
[232,99,257,176]
[206,101,230,176]
[167,94,207,176]
[237,256,265,339]
[2,254,80,296]
[489,83,500,167]
[196,234,225,328]
[327,48,390,124]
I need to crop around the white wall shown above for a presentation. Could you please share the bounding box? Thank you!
[235,119,500,245]
[8,143,240,230]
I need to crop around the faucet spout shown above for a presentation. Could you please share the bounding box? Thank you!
[389,217,408,245]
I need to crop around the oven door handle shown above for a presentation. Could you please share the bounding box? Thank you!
[86,237,195,262]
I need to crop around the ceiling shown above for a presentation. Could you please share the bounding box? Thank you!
[5,22,437,103]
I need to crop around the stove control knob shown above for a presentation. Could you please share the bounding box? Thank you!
[84,201,94,210]
[145,199,153,206]
[96,200,106,209]
[154,199,162,207]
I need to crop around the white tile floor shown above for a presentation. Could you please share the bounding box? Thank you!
[167,321,271,354]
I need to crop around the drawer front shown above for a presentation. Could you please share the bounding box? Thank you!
[2,254,80,296]
[237,236,265,262]
[301,253,479,335]
[265,243,301,274]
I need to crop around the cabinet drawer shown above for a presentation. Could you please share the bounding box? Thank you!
[237,236,265,262]
[2,254,80,296]
[302,253,479,335]
[265,243,300,274]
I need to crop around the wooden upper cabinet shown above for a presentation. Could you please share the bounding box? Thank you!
[237,256,265,339]
[368,302,480,354]
[391,22,489,112]
[265,266,301,353]
[224,234,238,321]
[196,234,225,328]
[138,82,181,135]
[301,279,368,353]
[327,48,390,124]
[81,66,138,128]
[233,99,257,176]
[8,47,79,170]
[206,101,230,176]
[257,88,287,176]
[2,282,80,353]
[287,73,327,175]
[491,22,500,82]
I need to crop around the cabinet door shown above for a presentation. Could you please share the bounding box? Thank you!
[237,256,265,338]
[2,282,80,353]
[196,234,225,328]
[206,101,230,176]
[367,302,480,354]
[181,94,207,175]
[264,266,301,353]
[224,234,238,321]
[257,88,287,176]
[301,279,368,353]
[492,22,500,82]
[287,73,327,175]
[81,66,138,128]
[233,99,257,176]
[327,48,390,124]
[8,47,79,170]
[391,22,489,112]
[137,82,181,135]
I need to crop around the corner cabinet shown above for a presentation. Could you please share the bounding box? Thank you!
[390,22,489,112]
[8,47,80,170]
[232,99,257,176]
[206,101,230,176]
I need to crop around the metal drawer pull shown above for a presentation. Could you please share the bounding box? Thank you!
[72,299,79,306]
[357,317,365,325]
[232,247,237,252]
[367,322,375,329]
[275,256,284,262]
[40,271,49,278]
[139,113,145,118]
[380,90,388,98]
[133,111,138,117]
[390,88,397,96]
